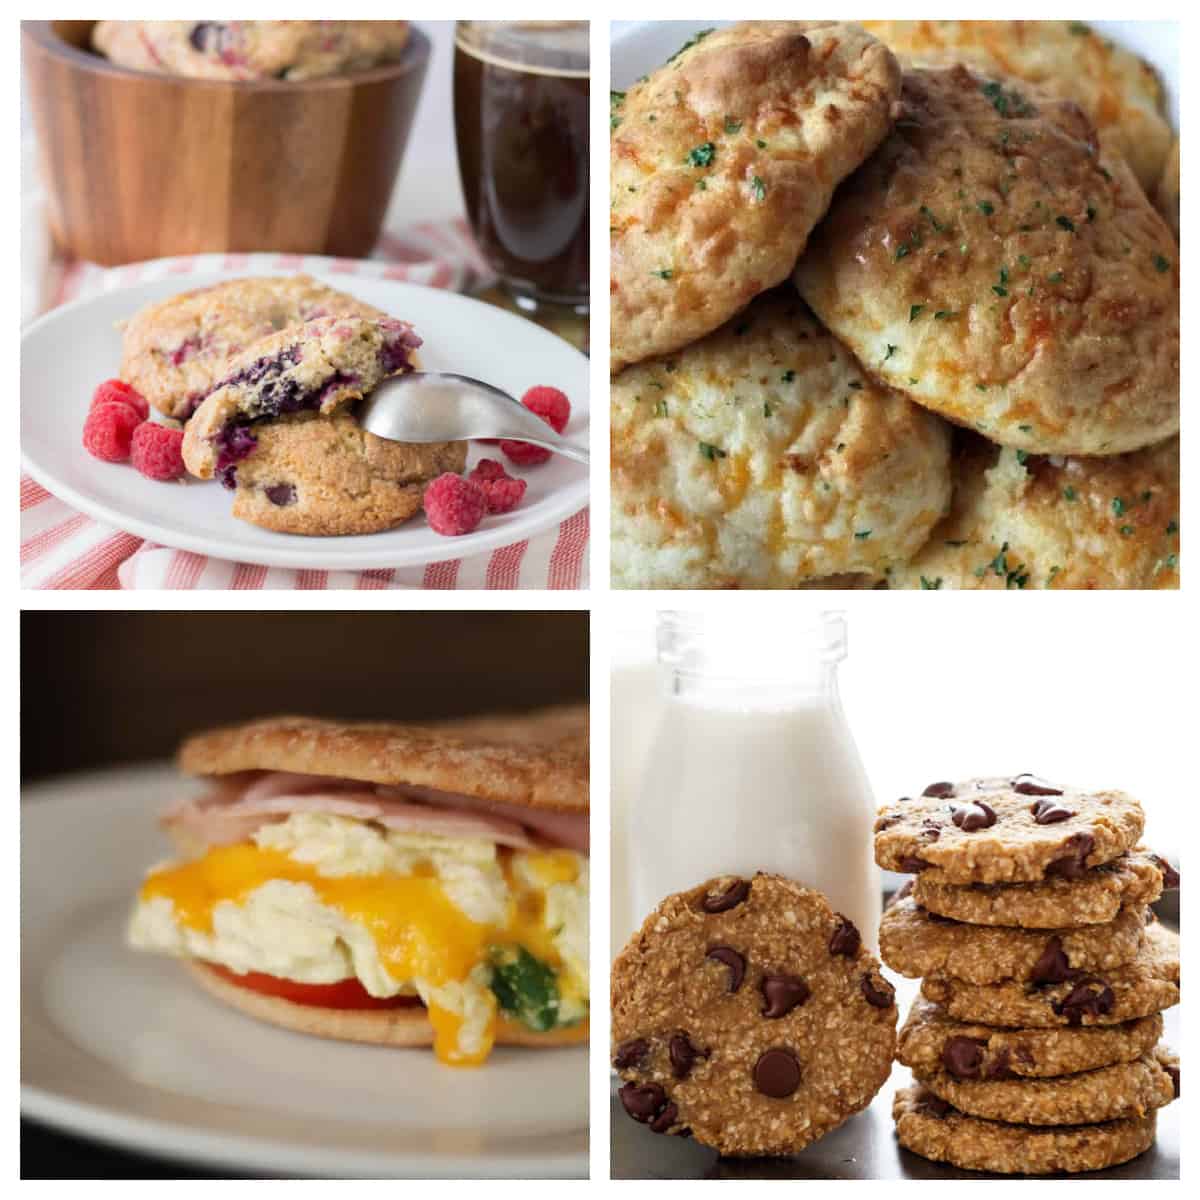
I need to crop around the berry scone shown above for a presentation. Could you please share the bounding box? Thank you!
[119,276,394,421]
[182,315,462,535]
[92,21,410,82]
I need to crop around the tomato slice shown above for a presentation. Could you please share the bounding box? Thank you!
[204,963,425,1011]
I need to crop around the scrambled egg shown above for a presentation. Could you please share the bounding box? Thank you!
[128,813,589,1065]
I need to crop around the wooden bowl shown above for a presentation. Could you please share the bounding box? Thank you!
[22,21,431,266]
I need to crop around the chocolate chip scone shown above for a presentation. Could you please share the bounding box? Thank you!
[899,997,1163,1080]
[228,413,466,536]
[93,21,410,82]
[182,316,418,485]
[914,1046,1178,1126]
[120,276,397,420]
[894,1085,1158,1174]
[911,848,1176,928]
[880,894,1146,984]
[875,776,1144,884]
[921,921,1179,1028]
[611,873,896,1157]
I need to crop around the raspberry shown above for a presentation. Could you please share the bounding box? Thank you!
[500,385,571,466]
[83,403,141,462]
[92,378,150,421]
[521,385,570,433]
[469,459,527,514]
[423,473,486,536]
[500,439,553,466]
[130,422,186,481]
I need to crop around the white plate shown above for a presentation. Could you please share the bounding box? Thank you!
[612,21,1180,121]
[21,765,589,1178]
[21,260,590,572]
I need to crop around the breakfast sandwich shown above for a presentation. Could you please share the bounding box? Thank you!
[128,710,589,1067]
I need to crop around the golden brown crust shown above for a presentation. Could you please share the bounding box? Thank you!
[898,997,1163,1079]
[894,1084,1157,1173]
[880,896,1145,984]
[915,1049,1176,1126]
[860,21,1172,192]
[911,848,1170,927]
[1153,139,1180,241]
[229,413,465,536]
[611,290,951,588]
[794,65,1179,456]
[611,873,896,1157]
[610,22,901,372]
[186,961,588,1048]
[890,434,1179,591]
[178,713,589,812]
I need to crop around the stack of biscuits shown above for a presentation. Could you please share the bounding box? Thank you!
[875,776,1180,1175]
[610,21,1180,589]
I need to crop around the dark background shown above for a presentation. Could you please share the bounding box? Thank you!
[21,609,588,1177]
[22,610,588,781]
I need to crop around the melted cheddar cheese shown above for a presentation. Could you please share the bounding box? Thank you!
[134,822,587,1067]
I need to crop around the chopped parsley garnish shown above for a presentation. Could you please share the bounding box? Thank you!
[1015,449,1029,465]
[920,576,943,590]
[667,28,714,64]
[993,266,1009,297]
[1068,21,1090,35]
[854,530,872,541]
[1063,486,1077,501]
[981,79,1034,118]
[977,200,995,216]
[1167,519,1179,535]
[610,91,625,131]
[909,304,925,322]
[654,398,668,417]
[1048,271,1065,284]
[985,542,1029,588]
[884,344,898,359]
[698,442,726,461]
[1119,525,1134,537]
[686,141,715,167]
[652,268,673,280]
[1056,215,1076,232]
[750,175,766,202]
[1086,205,1097,222]
[1154,254,1171,273]
[724,116,742,134]
[756,139,767,148]
[781,369,796,383]
[934,310,958,320]
[1112,497,1127,517]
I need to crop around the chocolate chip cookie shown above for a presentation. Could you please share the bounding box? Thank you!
[921,921,1179,1028]
[611,873,897,1157]
[894,1084,1158,1174]
[899,997,1163,1080]
[880,895,1146,984]
[914,1047,1178,1126]
[875,776,1144,884]
[911,848,1175,928]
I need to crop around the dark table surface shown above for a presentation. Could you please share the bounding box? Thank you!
[612,907,1180,1180]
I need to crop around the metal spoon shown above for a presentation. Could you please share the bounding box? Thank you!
[358,372,589,466]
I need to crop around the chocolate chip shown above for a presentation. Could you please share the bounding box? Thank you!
[1014,1044,1036,1068]
[920,819,942,842]
[753,1047,802,1098]
[1151,854,1181,889]
[649,1102,678,1133]
[876,814,902,830]
[675,1127,692,1139]
[923,781,956,798]
[1044,833,1095,880]
[1013,774,1064,797]
[619,1081,666,1123]
[917,1094,953,1118]
[860,972,895,1008]
[1166,1064,1180,1098]
[760,974,811,1019]
[613,1038,649,1069]
[669,1033,708,1079]
[701,878,750,913]
[951,801,997,832]
[1052,976,1114,1025]
[829,916,862,957]
[899,855,932,872]
[1030,936,1071,984]
[942,1036,987,1079]
[1030,797,1073,825]
[706,945,746,992]
[986,1047,1015,1080]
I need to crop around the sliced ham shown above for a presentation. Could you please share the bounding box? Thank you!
[161,772,579,852]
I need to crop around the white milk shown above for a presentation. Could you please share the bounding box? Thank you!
[610,646,661,954]
[629,614,882,950]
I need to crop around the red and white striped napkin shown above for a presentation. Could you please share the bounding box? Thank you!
[21,223,589,590]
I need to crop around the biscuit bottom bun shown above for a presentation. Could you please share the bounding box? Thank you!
[186,961,589,1049]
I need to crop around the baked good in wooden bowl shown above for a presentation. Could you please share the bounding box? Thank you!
[22,20,430,266]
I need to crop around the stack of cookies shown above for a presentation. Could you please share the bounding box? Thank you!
[875,776,1180,1175]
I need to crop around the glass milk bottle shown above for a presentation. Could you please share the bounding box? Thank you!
[631,611,881,949]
